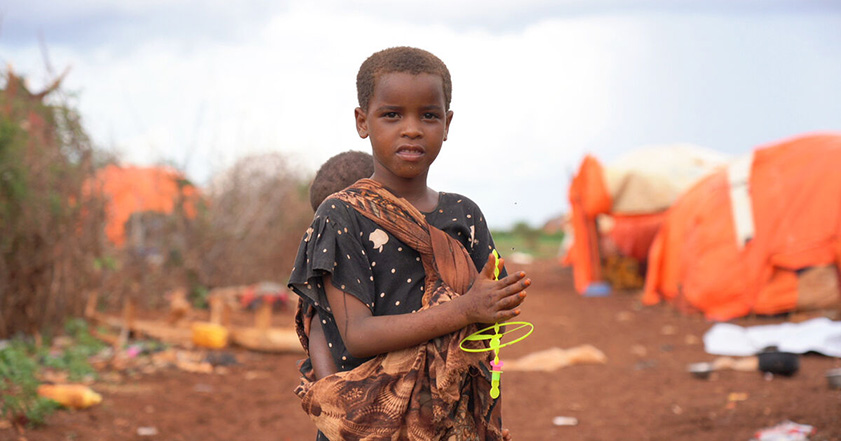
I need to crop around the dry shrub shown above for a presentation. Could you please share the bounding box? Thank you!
[71,156,313,314]
[192,152,312,290]
[0,68,105,338]
[0,68,314,330]
[87,166,203,312]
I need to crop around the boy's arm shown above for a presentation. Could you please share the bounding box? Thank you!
[325,253,530,359]
[308,311,337,379]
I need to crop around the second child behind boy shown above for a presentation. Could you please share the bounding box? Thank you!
[299,150,374,381]
[289,47,529,440]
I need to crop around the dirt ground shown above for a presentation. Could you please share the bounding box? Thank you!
[4,258,841,441]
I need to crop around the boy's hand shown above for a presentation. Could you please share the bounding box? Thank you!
[461,252,529,324]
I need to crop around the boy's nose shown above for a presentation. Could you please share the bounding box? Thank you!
[401,117,422,138]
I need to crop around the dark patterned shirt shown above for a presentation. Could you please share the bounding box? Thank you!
[288,191,505,371]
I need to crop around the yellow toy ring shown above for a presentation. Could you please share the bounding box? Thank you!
[459,321,534,352]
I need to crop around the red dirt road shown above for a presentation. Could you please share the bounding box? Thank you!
[5,259,841,440]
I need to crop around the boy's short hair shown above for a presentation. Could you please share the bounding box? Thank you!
[309,150,375,211]
[356,46,452,113]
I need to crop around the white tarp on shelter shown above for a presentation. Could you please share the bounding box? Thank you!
[603,144,729,214]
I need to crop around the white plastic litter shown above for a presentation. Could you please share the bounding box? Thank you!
[552,416,579,426]
[703,318,841,357]
[753,420,815,441]
[137,427,159,436]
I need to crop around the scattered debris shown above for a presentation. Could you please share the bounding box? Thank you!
[36,384,102,409]
[137,426,159,436]
[174,351,215,374]
[630,344,648,357]
[615,311,634,322]
[687,356,759,379]
[684,334,701,345]
[687,362,714,379]
[193,383,214,393]
[758,350,800,376]
[230,327,303,353]
[660,325,677,336]
[753,420,815,441]
[727,392,748,402]
[583,282,611,297]
[703,318,841,357]
[712,356,759,372]
[552,416,579,426]
[725,392,748,410]
[204,351,238,367]
[634,360,658,371]
[504,345,606,372]
[191,322,229,349]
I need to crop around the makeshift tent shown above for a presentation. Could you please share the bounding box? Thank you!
[643,133,841,320]
[88,165,199,247]
[564,144,728,293]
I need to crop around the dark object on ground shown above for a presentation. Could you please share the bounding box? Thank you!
[758,349,799,376]
[204,351,239,366]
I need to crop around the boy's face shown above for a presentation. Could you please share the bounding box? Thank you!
[355,72,453,185]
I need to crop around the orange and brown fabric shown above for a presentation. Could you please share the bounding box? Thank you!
[294,179,501,440]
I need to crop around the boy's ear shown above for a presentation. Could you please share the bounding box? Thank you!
[443,110,454,141]
[354,107,369,139]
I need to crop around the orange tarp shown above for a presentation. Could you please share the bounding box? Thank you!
[607,213,666,263]
[643,133,841,320]
[565,156,667,293]
[89,165,199,246]
[566,155,612,293]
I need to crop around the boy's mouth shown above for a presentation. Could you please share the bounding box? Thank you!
[396,145,425,160]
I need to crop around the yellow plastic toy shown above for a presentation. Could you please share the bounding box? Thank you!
[460,250,534,398]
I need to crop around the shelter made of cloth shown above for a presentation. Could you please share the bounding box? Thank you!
[643,133,841,320]
[86,165,199,246]
[563,144,727,293]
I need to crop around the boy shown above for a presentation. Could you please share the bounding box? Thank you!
[289,47,528,440]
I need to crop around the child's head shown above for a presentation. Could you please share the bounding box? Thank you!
[356,46,452,113]
[309,150,374,211]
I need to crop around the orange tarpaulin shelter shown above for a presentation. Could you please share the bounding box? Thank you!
[564,145,728,294]
[565,155,612,293]
[643,133,841,320]
[89,165,199,246]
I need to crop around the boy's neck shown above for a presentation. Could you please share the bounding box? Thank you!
[371,175,439,213]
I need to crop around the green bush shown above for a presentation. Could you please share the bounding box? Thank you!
[41,319,104,382]
[0,339,60,427]
[492,223,564,260]
[0,319,102,427]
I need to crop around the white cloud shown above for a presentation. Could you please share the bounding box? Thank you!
[2,2,840,229]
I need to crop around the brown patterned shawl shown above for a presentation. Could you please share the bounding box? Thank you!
[294,179,502,441]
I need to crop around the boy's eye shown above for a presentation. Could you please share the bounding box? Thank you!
[423,112,440,120]
[383,112,399,118]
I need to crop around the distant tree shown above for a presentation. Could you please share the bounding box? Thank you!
[511,221,541,251]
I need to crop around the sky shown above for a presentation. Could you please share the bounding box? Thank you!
[2,0,840,229]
